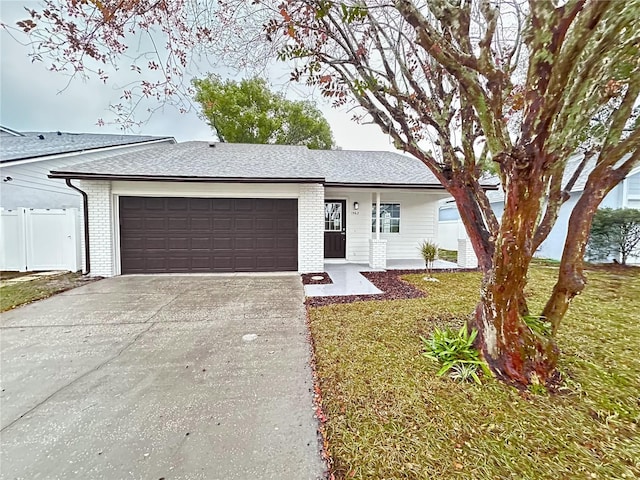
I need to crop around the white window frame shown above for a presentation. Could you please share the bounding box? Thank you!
[372,202,400,233]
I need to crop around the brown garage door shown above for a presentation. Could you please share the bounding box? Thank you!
[119,197,298,273]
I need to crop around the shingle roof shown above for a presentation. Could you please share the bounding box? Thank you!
[49,141,469,188]
[311,149,442,186]
[0,130,175,163]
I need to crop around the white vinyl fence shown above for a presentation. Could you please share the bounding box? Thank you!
[437,220,468,250]
[0,208,81,272]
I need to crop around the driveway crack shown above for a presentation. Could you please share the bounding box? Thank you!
[1,293,183,432]
[1,321,156,432]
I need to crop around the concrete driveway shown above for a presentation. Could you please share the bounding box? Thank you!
[0,275,325,480]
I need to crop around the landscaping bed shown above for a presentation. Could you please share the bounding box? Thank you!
[301,272,333,285]
[0,273,99,312]
[305,268,478,307]
[307,266,640,479]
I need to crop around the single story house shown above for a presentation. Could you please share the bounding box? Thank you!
[0,127,175,271]
[438,155,640,262]
[49,142,494,276]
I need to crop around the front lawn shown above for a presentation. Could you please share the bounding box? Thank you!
[308,265,640,479]
[0,273,96,312]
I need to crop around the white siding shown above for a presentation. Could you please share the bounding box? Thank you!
[324,189,371,263]
[325,188,446,261]
[378,191,442,260]
[0,140,174,210]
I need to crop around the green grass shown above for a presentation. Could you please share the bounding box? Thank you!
[308,265,640,479]
[437,248,457,263]
[0,273,88,312]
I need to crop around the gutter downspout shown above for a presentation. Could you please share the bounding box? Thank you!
[65,179,90,275]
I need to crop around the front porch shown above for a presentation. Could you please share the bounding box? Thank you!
[304,259,459,297]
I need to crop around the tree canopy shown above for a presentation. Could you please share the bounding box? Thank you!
[12,0,640,387]
[193,76,334,149]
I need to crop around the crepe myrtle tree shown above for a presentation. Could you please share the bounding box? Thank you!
[11,0,640,386]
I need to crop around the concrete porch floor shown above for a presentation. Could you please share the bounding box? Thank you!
[304,259,458,297]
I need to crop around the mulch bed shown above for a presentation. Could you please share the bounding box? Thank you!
[301,272,333,285]
[305,268,480,308]
[305,270,425,307]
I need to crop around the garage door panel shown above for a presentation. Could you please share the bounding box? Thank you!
[168,217,188,230]
[235,256,257,270]
[190,237,211,250]
[144,217,166,230]
[143,198,166,210]
[213,237,233,250]
[234,199,254,211]
[121,197,145,209]
[256,218,275,230]
[167,198,188,210]
[234,218,254,230]
[235,237,255,250]
[146,237,168,249]
[277,237,297,249]
[256,237,275,249]
[119,197,298,273]
[213,218,232,230]
[121,217,144,229]
[190,198,212,210]
[191,217,212,230]
[213,256,233,270]
[276,218,296,230]
[212,199,232,211]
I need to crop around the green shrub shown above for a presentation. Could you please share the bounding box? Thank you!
[587,207,640,265]
[418,240,438,270]
[421,325,490,384]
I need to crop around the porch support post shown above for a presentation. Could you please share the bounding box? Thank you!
[375,191,381,240]
[369,191,387,269]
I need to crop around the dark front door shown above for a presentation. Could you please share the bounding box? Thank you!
[324,200,346,258]
[119,196,298,273]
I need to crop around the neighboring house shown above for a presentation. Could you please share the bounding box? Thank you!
[438,156,640,261]
[0,127,176,271]
[48,142,496,276]
[1,128,175,209]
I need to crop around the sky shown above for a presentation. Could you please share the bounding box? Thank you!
[0,1,396,151]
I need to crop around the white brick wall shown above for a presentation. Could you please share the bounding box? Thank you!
[78,181,325,276]
[369,239,387,269]
[80,180,114,277]
[298,184,325,273]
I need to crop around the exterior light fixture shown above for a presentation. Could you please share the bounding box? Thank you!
[353,201,359,210]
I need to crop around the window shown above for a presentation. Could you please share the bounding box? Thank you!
[372,203,400,233]
[325,202,343,231]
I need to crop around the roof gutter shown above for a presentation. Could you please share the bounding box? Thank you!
[65,179,90,275]
[49,173,326,183]
[325,182,498,190]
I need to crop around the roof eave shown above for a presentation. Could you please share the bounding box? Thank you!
[1,136,176,164]
[48,172,326,184]
[325,182,498,190]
